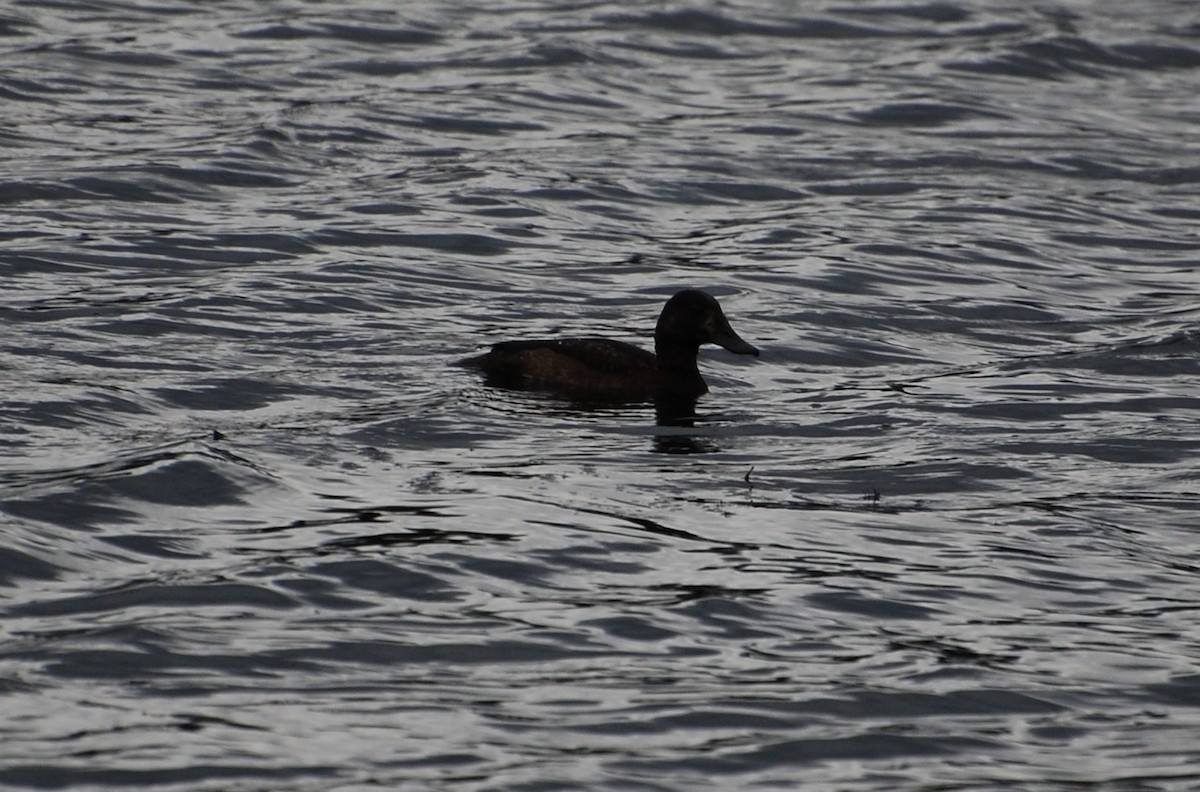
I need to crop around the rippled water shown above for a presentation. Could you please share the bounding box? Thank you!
[3,1,1200,789]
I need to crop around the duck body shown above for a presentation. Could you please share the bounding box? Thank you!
[462,289,759,401]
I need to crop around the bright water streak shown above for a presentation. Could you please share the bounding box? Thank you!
[2,1,1200,790]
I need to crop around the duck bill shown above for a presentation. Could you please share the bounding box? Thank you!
[711,320,760,357]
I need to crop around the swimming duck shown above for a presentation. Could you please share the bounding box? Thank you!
[462,289,759,401]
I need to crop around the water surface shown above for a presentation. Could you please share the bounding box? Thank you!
[3,1,1200,789]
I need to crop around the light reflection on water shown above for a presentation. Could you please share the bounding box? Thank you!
[3,1,1200,790]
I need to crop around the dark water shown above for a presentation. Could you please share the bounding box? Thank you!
[3,1,1200,789]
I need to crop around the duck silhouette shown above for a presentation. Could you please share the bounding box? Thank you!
[462,289,759,404]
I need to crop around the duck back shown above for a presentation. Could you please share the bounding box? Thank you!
[464,338,657,397]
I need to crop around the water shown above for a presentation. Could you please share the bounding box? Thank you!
[3,1,1200,789]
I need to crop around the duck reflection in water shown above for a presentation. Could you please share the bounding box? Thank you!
[462,289,759,447]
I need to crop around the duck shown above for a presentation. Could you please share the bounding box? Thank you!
[462,289,759,401]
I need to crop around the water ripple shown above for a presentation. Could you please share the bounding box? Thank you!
[3,1,1200,790]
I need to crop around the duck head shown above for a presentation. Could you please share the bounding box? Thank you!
[655,289,760,357]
